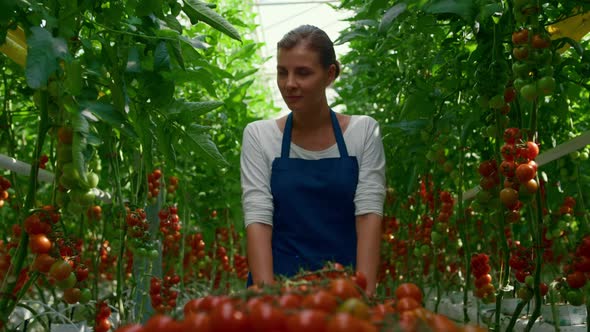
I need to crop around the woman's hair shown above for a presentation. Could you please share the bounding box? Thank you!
[277,25,341,79]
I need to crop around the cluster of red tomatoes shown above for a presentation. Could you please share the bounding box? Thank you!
[158,205,182,257]
[470,253,495,303]
[95,300,112,332]
[150,274,181,314]
[126,207,157,258]
[147,169,163,203]
[182,232,208,281]
[498,128,540,214]
[24,206,91,303]
[234,253,248,281]
[0,175,11,208]
[114,269,486,332]
[86,204,102,222]
[508,241,549,300]
[38,153,49,169]
[562,235,590,305]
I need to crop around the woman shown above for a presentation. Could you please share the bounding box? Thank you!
[240,25,386,295]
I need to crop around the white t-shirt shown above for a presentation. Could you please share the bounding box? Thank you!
[240,115,386,228]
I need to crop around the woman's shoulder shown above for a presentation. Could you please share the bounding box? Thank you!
[244,119,280,136]
[347,114,380,134]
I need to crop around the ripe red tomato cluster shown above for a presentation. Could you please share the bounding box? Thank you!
[470,253,495,303]
[183,232,208,281]
[507,241,548,299]
[498,128,540,213]
[0,175,11,208]
[166,175,179,201]
[126,208,157,258]
[566,236,590,288]
[150,274,180,313]
[116,276,485,332]
[158,205,181,257]
[39,154,49,169]
[95,300,112,332]
[86,204,102,221]
[147,169,162,203]
[234,253,248,280]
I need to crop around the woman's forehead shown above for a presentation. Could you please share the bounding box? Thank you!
[277,44,320,66]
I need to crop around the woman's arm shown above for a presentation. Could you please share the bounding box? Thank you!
[356,213,383,296]
[246,223,275,286]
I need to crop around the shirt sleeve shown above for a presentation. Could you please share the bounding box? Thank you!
[240,123,274,228]
[354,117,386,216]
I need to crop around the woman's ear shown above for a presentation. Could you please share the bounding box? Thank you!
[327,64,337,85]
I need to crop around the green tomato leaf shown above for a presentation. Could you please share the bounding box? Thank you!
[162,15,184,33]
[25,27,68,88]
[126,47,141,73]
[167,40,185,70]
[180,124,228,166]
[165,100,224,118]
[182,0,241,42]
[80,101,138,139]
[154,41,171,72]
[423,0,478,23]
[378,3,407,33]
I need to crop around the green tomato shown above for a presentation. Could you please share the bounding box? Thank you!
[524,275,535,288]
[566,289,585,306]
[79,288,92,304]
[537,76,556,96]
[520,83,538,101]
[489,94,505,109]
[56,272,77,290]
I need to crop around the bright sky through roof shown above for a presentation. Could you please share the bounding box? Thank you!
[252,0,352,117]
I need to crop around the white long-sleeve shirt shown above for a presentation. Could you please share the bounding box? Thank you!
[240,115,386,228]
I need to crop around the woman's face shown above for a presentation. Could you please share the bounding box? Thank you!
[276,43,335,113]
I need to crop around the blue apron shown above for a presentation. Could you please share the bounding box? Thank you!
[247,110,359,286]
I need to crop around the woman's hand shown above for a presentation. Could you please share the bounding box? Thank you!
[355,213,383,296]
[246,222,275,286]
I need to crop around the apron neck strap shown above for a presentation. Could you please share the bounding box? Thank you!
[281,110,349,158]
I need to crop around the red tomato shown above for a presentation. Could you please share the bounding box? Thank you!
[566,271,587,289]
[182,312,211,331]
[474,274,492,288]
[29,234,52,254]
[503,127,521,144]
[563,196,577,209]
[114,324,143,332]
[302,290,338,312]
[351,271,368,291]
[501,143,517,161]
[278,293,302,309]
[516,164,536,183]
[394,283,423,303]
[49,260,73,281]
[511,29,529,44]
[499,188,519,209]
[500,160,517,178]
[286,309,328,332]
[33,253,56,273]
[478,160,497,177]
[396,297,421,312]
[143,315,174,332]
[249,302,286,331]
[325,312,363,332]
[329,278,360,301]
[210,301,250,332]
